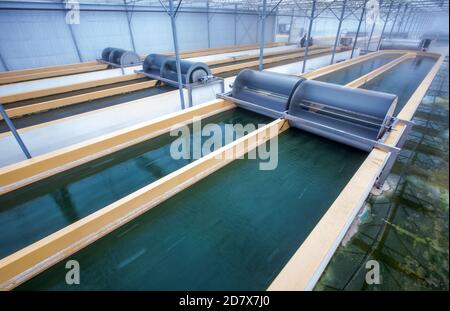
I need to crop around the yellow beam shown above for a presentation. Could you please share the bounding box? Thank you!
[206,45,323,66]
[0,64,109,85]
[0,73,143,104]
[0,99,235,196]
[0,117,288,291]
[0,61,100,79]
[0,80,157,120]
[212,47,335,75]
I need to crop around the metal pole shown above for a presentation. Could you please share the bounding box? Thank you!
[0,104,32,159]
[258,0,267,71]
[388,3,402,38]
[413,15,423,37]
[0,51,9,71]
[288,9,295,43]
[302,0,316,73]
[234,4,238,45]
[366,0,381,52]
[207,0,211,48]
[377,0,393,50]
[330,0,347,64]
[402,7,413,33]
[406,11,416,35]
[397,4,408,34]
[168,0,186,110]
[351,0,367,59]
[123,0,137,52]
[412,15,422,37]
[62,0,83,62]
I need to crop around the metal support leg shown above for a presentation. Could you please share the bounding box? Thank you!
[375,120,414,189]
[402,8,412,33]
[406,11,416,36]
[123,0,137,53]
[388,3,402,38]
[302,0,316,73]
[288,11,295,43]
[377,0,394,50]
[365,0,382,52]
[0,51,9,72]
[397,4,409,34]
[62,0,82,62]
[375,147,400,189]
[331,0,347,64]
[207,0,211,48]
[234,4,238,45]
[258,0,267,71]
[351,0,367,59]
[0,104,31,159]
[168,0,186,110]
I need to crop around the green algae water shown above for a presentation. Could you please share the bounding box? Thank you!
[0,108,270,259]
[316,53,402,85]
[15,53,438,290]
[18,129,366,290]
[362,56,436,115]
[316,58,448,291]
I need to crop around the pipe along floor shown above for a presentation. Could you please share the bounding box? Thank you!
[0,55,437,290]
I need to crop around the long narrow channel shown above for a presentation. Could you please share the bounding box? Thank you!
[15,55,437,290]
[315,53,403,85]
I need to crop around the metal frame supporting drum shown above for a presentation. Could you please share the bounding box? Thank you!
[137,54,224,108]
[99,47,142,74]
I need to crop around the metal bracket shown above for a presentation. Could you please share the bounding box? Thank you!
[98,58,142,75]
[218,91,416,191]
[374,117,415,188]
[139,70,224,108]
[0,103,32,159]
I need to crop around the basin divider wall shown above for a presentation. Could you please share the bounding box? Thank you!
[0,74,144,104]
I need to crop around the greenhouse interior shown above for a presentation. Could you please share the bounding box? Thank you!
[0,0,448,293]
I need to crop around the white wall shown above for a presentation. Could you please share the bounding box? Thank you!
[0,1,276,71]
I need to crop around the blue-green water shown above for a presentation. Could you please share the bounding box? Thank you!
[316,54,402,85]
[0,109,270,259]
[15,54,437,290]
[18,129,365,290]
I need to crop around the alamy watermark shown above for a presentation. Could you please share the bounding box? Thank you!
[365,259,381,285]
[65,259,80,285]
[169,117,279,170]
[65,0,80,25]
[366,0,380,25]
